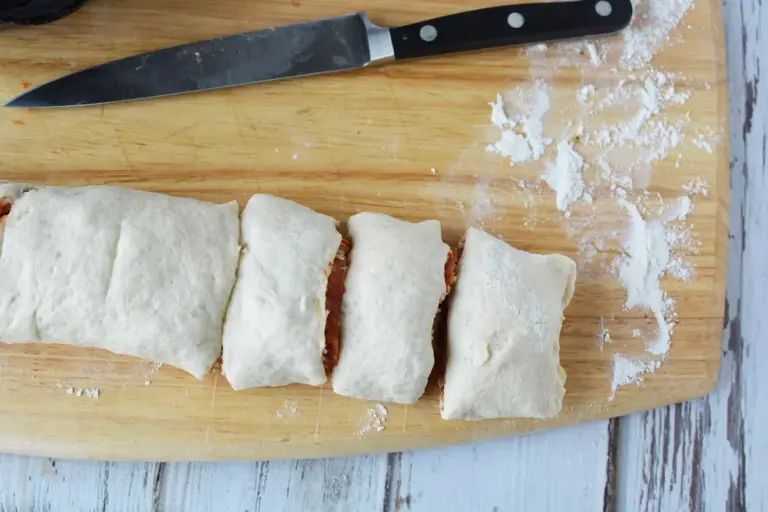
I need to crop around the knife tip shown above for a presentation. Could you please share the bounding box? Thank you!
[4,95,34,108]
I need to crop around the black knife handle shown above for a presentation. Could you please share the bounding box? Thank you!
[390,0,633,61]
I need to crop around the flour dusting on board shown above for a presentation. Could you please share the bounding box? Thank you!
[357,403,388,436]
[487,80,552,165]
[480,0,714,398]
[467,178,496,227]
[683,177,709,196]
[615,197,693,355]
[619,0,695,69]
[276,399,299,418]
[610,355,661,400]
[542,140,590,212]
[60,384,101,399]
[597,317,612,351]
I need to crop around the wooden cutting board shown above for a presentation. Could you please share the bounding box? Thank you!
[0,0,727,461]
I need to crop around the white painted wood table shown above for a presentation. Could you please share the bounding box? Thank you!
[0,0,765,510]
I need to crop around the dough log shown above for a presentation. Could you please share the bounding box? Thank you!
[0,183,240,379]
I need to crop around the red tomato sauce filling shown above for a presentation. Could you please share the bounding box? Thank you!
[444,249,458,294]
[323,238,350,375]
[0,201,11,220]
[438,247,461,411]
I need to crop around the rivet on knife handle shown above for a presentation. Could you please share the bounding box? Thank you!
[385,0,633,61]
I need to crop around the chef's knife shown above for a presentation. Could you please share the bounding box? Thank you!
[6,0,633,108]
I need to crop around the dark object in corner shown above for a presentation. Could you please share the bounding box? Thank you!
[0,0,88,25]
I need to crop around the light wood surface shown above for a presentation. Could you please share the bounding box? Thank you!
[0,0,728,461]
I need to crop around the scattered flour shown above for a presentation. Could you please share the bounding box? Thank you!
[683,177,709,196]
[487,81,552,165]
[131,361,163,386]
[616,199,676,355]
[584,42,604,66]
[357,403,388,436]
[276,399,299,419]
[619,0,696,69]
[610,355,662,400]
[692,135,714,153]
[522,0,695,71]
[597,316,612,351]
[577,84,597,105]
[582,69,691,171]
[64,386,101,399]
[467,178,495,227]
[542,140,589,212]
[490,69,699,199]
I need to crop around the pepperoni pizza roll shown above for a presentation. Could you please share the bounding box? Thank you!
[222,195,346,390]
[332,213,451,404]
[442,228,576,420]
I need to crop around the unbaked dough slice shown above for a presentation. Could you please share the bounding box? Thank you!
[332,213,450,404]
[222,195,344,390]
[0,183,240,379]
[442,227,576,420]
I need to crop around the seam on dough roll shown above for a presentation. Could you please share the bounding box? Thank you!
[441,227,576,421]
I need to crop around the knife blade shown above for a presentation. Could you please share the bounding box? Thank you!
[6,1,633,108]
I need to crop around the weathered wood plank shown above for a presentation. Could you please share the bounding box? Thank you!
[741,165,767,510]
[385,421,611,511]
[738,3,768,509]
[614,0,764,509]
[0,455,160,512]
[159,455,387,512]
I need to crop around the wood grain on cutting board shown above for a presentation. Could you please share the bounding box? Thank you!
[0,0,727,461]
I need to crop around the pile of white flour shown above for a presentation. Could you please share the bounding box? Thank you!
[357,403,388,436]
[482,0,716,398]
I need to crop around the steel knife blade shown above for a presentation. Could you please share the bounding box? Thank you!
[6,1,633,108]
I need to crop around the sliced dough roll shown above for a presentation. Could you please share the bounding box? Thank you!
[0,183,240,379]
[222,195,344,390]
[332,213,451,404]
[442,228,576,420]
